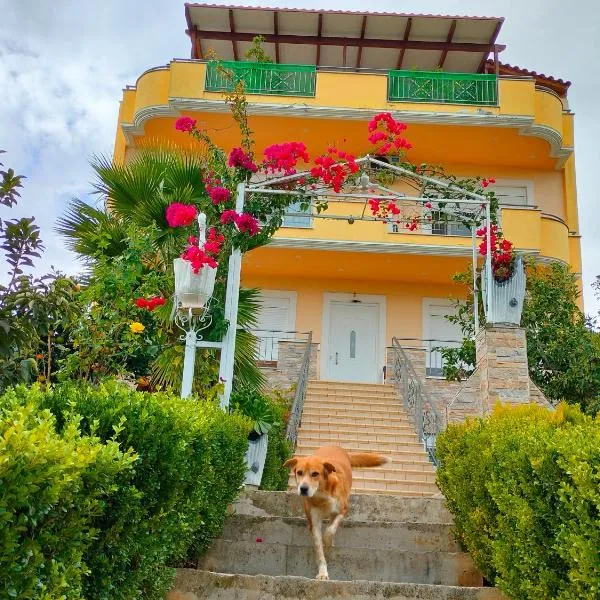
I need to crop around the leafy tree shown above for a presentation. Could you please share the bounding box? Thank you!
[442,262,600,414]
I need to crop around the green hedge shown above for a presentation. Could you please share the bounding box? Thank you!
[0,383,250,600]
[436,403,600,599]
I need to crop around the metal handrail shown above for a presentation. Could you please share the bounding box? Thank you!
[285,331,313,447]
[391,337,443,464]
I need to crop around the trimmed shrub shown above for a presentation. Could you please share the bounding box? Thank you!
[1,382,250,600]
[436,403,600,599]
[260,391,293,491]
[0,392,134,600]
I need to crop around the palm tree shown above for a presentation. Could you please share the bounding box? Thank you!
[57,146,265,393]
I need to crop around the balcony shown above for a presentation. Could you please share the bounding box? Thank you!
[388,70,497,106]
[205,61,316,97]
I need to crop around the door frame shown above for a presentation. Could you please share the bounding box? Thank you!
[320,292,386,382]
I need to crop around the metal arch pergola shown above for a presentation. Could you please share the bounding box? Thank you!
[245,154,492,334]
[181,155,492,409]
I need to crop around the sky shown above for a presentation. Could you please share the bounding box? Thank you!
[1,0,599,316]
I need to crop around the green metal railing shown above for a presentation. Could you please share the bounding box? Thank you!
[205,61,316,97]
[388,70,497,106]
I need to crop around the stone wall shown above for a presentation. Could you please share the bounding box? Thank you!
[260,340,319,396]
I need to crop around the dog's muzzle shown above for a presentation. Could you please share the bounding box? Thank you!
[299,484,310,496]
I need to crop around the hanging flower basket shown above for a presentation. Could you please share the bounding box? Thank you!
[482,256,526,326]
[173,257,217,310]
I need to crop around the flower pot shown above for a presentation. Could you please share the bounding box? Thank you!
[244,433,269,487]
[173,258,217,310]
[482,256,526,326]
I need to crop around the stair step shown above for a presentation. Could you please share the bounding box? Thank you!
[303,399,405,410]
[219,514,458,552]
[300,415,412,426]
[198,539,481,586]
[169,570,505,600]
[295,441,428,454]
[301,408,411,420]
[305,391,398,401]
[233,491,453,524]
[296,431,421,444]
[309,380,393,390]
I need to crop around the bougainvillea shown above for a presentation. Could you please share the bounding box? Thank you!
[368,112,412,155]
[477,224,514,282]
[165,203,198,227]
[209,186,231,205]
[174,116,197,132]
[310,146,360,193]
[228,147,258,173]
[263,141,310,175]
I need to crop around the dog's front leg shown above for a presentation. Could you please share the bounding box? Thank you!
[310,510,328,580]
[323,513,344,550]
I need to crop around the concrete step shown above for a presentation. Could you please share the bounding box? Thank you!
[351,478,439,494]
[232,491,453,524]
[303,398,402,410]
[295,443,430,459]
[220,514,459,552]
[352,467,437,481]
[309,380,393,391]
[169,570,505,600]
[305,391,398,401]
[300,415,412,427]
[301,407,411,420]
[352,488,439,497]
[198,538,481,586]
[296,430,422,444]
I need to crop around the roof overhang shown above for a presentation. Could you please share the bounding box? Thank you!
[185,3,505,72]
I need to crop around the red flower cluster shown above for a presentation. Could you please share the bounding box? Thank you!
[228,147,258,173]
[181,227,224,273]
[482,177,496,188]
[368,199,400,218]
[209,186,231,205]
[263,142,310,175]
[477,224,514,282]
[166,203,198,227]
[220,210,260,236]
[310,147,359,193]
[135,296,166,311]
[368,113,412,155]
[175,117,197,132]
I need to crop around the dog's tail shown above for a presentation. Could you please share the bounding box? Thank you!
[348,452,390,468]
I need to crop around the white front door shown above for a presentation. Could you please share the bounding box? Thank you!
[325,301,381,383]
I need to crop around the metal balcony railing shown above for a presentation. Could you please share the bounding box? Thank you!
[206,61,317,97]
[388,70,497,105]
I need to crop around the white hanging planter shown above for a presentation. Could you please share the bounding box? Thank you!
[482,256,526,326]
[173,212,217,311]
[173,258,217,310]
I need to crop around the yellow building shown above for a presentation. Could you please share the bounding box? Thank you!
[114,5,580,386]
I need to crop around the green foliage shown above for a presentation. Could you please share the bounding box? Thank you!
[441,262,600,414]
[231,384,280,435]
[1,382,250,600]
[436,403,600,599]
[0,150,25,209]
[244,35,273,63]
[260,389,293,491]
[0,391,134,600]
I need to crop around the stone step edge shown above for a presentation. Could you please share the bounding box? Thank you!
[169,570,504,600]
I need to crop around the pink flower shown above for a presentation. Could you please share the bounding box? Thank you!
[228,147,258,172]
[220,210,238,225]
[236,213,260,236]
[209,186,231,205]
[263,141,310,175]
[165,203,198,227]
[425,202,432,209]
[175,116,197,132]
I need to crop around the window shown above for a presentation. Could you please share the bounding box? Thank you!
[429,210,471,236]
[282,200,312,228]
[493,184,530,207]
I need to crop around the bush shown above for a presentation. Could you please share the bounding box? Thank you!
[436,403,600,599]
[1,382,250,600]
[0,392,134,600]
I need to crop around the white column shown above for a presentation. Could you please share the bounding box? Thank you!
[218,182,245,410]
[485,202,493,318]
[181,327,197,398]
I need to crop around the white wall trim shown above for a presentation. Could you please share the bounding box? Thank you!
[120,97,573,170]
[320,292,386,383]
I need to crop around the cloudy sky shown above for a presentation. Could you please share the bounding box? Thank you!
[1,0,599,315]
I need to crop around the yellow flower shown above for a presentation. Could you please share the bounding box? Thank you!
[130,322,145,334]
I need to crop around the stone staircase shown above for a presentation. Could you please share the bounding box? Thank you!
[292,380,439,497]
[168,490,503,599]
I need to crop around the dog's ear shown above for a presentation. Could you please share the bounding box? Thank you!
[323,462,336,474]
[283,457,298,470]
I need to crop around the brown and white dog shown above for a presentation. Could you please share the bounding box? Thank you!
[284,445,389,580]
